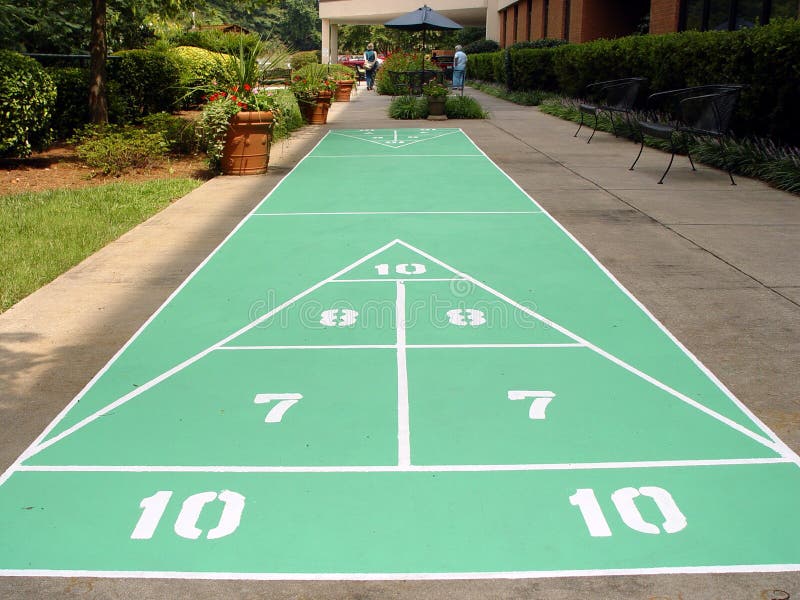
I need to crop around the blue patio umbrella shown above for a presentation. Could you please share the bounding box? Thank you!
[384,5,462,72]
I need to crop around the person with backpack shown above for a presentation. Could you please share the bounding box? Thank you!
[364,43,378,91]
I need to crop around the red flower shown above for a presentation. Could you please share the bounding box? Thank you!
[244,83,251,91]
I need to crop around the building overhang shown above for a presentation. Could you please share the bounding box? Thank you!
[319,0,490,28]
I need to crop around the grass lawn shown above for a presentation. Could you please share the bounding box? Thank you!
[0,178,202,312]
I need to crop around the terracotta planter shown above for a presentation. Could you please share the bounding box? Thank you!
[299,91,333,124]
[334,79,355,102]
[221,110,275,176]
[427,96,447,116]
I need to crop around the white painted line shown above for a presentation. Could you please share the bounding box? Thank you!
[309,154,483,158]
[3,564,800,580]
[331,278,466,283]
[20,239,404,461]
[407,344,583,349]
[251,211,543,216]
[17,457,792,473]
[395,239,782,454]
[328,129,459,149]
[218,345,396,351]
[396,280,411,468]
[0,130,338,487]
[217,344,582,351]
[459,128,800,466]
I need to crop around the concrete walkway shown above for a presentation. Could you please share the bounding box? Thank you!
[1,83,798,598]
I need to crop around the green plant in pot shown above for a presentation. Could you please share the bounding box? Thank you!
[422,79,449,117]
[289,64,338,124]
[196,35,289,175]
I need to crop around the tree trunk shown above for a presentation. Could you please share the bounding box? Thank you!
[89,0,108,125]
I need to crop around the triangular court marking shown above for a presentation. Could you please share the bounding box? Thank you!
[328,129,461,149]
[391,240,782,454]
[21,239,405,461]
[23,239,782,460]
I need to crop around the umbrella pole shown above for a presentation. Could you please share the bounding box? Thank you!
[422,29,426,72]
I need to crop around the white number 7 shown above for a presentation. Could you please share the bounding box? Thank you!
[508,390,556,420]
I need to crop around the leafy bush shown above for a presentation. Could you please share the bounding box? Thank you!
[0,50,57,157]
[509,39,569,50]
[445,95,487,119]
[108,49,183,122]
[290,50,321,71]
[388,96,427,120]
[46,67,90,139]
[470,81,553,106]
[75,126,169,175]
[467,51,502,83]
[142,112,198,155]
[270,89,303,140]
[167,30,262,56]
[168,46,227,108]
[463,39,500,54]
[375,52,427,95]
[509,48,559,91]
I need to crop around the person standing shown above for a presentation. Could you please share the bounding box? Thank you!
[452,44,467,91]
[364,42,378,91]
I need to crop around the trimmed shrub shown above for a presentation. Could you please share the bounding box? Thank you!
[509,48,559,91]
[46,67,91,139]
[270,89,303,140]
[108,49,183,122]
[168,30,262,56]
[168,46,227,108]
[142,112,199,155]
[509,39,569,50]
[290,50,322,71]
[463,39,500,54]
[75,127,169,175]
[467,51,501,82]
[0,50,57,158]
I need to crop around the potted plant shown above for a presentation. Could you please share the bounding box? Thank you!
[196,35,289,175]
[422,79,449,118]
[328,64,357,102]
[290,64,339,124]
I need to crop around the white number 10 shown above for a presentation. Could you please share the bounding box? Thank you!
[375,263,427,276]
[570,487,686,537]
[131,490,245,540]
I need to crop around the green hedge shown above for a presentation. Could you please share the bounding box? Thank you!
[0,51,57,158]
[108,49,183,122]
[168,46,227,108]
[290,50,322,71]
[468,21,800,143]
[167,30,262,56]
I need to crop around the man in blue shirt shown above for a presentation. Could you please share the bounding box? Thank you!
[452,45,467,91]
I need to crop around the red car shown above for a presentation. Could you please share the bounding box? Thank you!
[338,54,386,69]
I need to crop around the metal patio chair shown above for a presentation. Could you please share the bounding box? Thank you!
[574,77,647,143]
[629,84,743,185]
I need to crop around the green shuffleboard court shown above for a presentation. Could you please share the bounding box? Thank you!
[2,128,799,580]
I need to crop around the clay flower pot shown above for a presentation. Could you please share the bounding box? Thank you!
[299,90,333,124]
[427,96,447,116]
[334,79,355,102]
[221,110,275,176]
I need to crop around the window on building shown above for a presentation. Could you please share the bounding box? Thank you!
[564,0,572,39]
[543,0,550,37]
[681,0,799,30]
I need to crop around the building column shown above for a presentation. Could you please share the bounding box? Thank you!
[486,0,501,42]
[321,19,339,65]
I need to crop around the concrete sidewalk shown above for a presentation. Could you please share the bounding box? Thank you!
[1,82,798,599]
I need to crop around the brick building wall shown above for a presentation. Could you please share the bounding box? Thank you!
[650,0,681,33]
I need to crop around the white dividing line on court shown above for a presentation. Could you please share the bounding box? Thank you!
[0,130,340,487]
[3,563,800,581]
[251,211,543,216]
[459,128,800,466]
[396,280,411,468]
[328,129,459,149]
[217,344,583,351]
[18,238,402,462]
[15,457,794,473]
[331,278,465,283]
[393,240,783,454]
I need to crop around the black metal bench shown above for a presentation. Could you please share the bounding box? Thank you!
[629,84,743,184]
[574,77,647,143]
